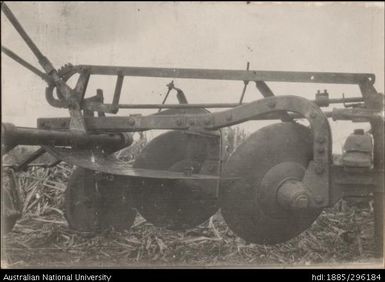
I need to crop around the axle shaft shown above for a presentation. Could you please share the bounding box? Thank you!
[2,123,133,149]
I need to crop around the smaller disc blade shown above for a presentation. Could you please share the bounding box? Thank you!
[133,130,220,230]
[65,167,136,232]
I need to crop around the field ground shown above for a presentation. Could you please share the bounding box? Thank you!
[2,183,382,267]
[1,141,384,268]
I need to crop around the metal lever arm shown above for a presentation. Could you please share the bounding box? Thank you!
[1,2,86,132]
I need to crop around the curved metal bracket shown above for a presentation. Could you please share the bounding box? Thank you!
[122,95,331,207]
[42,95,332,207]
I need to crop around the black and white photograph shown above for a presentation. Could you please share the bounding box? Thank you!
[1,1,384,269]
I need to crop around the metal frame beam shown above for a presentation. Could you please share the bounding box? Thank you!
[76,65,375,85]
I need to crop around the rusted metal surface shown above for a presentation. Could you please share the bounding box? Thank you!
[261,161,311,213]
[331,108,383,122]
[221,123,322,244]
[254,80,292,121]
[43,146,225,181]
[132,129,220,230]
[42,64,377,113]
[1,2,384,248]
[43,97,368,111]
[42,95,335,208]
[65,64,376,84]
[1,3,56,75]
[37,112,311,131]
[1,3,88,134]
[40,96,329,129]
[65,168,137,232]
[110,74,124,113]
[2,123,133,149]
[330,165,383,203]
[1,46,53,83]
[277,178,311,209]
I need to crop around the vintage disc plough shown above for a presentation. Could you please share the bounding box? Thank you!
[1,3,383,257]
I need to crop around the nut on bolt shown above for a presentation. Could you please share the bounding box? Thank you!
[183,167,193,176]
[204,118,211,125]
[106,174,115,181]
[292,194,309,209]
[128,118,135,126]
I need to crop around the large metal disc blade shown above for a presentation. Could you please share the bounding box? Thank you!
[133,130,219,230]
[221,122,322,244]
[65,167,136,232]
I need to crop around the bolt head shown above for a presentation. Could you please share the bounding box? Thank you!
[128,118,135,126]
[293,195,309,209]
[183,167,193,176]
[315,164,324,174]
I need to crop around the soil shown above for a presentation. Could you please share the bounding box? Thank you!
[2,199,382,268]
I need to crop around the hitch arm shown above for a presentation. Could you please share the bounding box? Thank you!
[1,2,55,74]
[1,2,88,132]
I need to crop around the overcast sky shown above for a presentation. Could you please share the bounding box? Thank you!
[2,2,384,151]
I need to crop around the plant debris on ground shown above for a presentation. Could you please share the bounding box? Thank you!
[1,130,383,268]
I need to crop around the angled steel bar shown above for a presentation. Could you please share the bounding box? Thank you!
[255,81,292,121]
[82,96,365,111]
[1,2,56,74]
[238,81,249,104]
[2,3,87,134]
[40,95,332,207]
[111,74,124,113]
[15,147,46,172]
[74,71,91,102]
[77,64,375,85]
[2,123,133,148]
[1,46,52,83]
